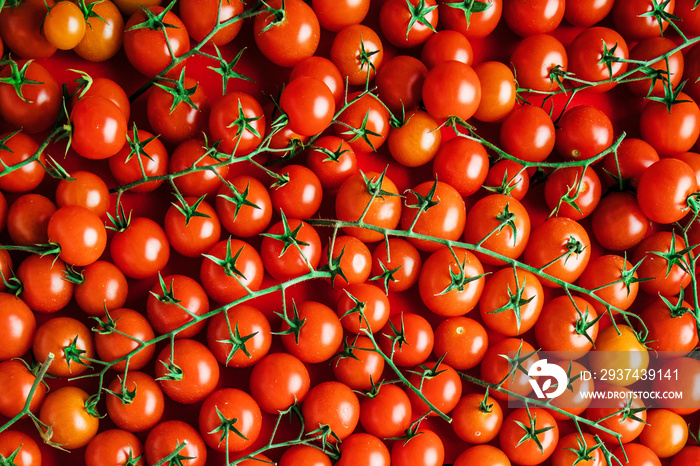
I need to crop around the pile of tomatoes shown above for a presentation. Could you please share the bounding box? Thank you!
[3,0,700,465]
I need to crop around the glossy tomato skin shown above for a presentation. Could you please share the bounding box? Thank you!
[551,432,602,466]
[524,217,591,287]
[145,420,207,466]
[406,361,462,416]
[473,61,516,122]
[589,326,649,388]
[312,0,369,31]
[333,336,385,390]
[147,76,208,146]
[198,388,262,452]
[42,1,86,50]
[290,56,346,107]
[391,429,445,466]
[209,91,265,156]
[640,93,700,157]
[334,92,390,152]
[0,293,35,361]
[0,60,60,133]
[302,381,360,442]
[55,171,110,217]
[400,181,466,251]
[500,408,559,465]
[70,96,127,160]
[637,158,698,223]
[503,0,564,36]
[0,430,42,466]
[591,192,649,251]
[306,137,357,190]
[8,194,55,245]
[0,0,56,59]
[640,297,698,356]
[432,137,489,197]
[464,193,531,265]
[671,447,700,466]
[331,24,384,86]
[270,164,323,219]
[613,0,675,40]
[336,283,389,333]
[216,175,272,238]
[280,77,335,137]
[602,139,659,186]
[438,0,502,38]
[280,445,332,466]
[480,268,544,337]
[33,317,94,378]
[260,219,321,282]
[17,255,74,313]
[336,433,390,466]
[632,232,692,297]
[388,110,442,168]
[639,409,688,458]
[200,238,264,303]
[380,0,438,48]
[555,105,614,161]
[48,206,107,267]
[421,30,473,69]
[568,27,629,92]
[84,429,144,466]
[164,198,221,258]
[206,304,271,367]
[379,312,434,367]
[452,393,503,444]
[433,316,488,370]
[74,260,128,316]
[578,255,639,316]
[628,37,684,97]
[499,105,555,162]
[109,128,168,192]
[544,166,602,220]
[535,295,599,357]
[321,235,372,289]
[586,385,647,443]
[180,0,243,45]
[371,238,422,293]
[74,0,124,62]
[419,247,485,317]
[359,384,412,439]
[254,0,320,67]
[111,217,170,279]
[106,371,164,432]
[0,359,45,418]
[39,386,99,450]
[250,352,310,414]
[375,55,428,115]
[280,301,343,364]
[510,33,567,92]
[94,307,155,371]
[123,7,190,77]
[155,339,220,404]
[336,171,402,243]
[481,338,539,400]
[422,61,481,121]
[454,445,511,466]
[170,139,227,197]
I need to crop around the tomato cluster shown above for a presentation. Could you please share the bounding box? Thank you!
[2,0,700,465]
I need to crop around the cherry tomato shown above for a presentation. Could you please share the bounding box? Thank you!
[0,293,35,361]
[499,105,555,162]
[556,105,614,161]
[123,6,190,77]
[73,260,128,316]
[279,445,332,466]
[47,205,107,267]
[388,110,442,167]
[254,0,320,67]
[73,0,123,62]
[337,283,390,334]
[510,33,568,92]
[209,91,265,156]
[291,56,346,107]
[17,255,74,313]
[38,386,99,450]
[370,238,422,293]
[198,388,262,452]
[578,254,640,316]
[481,338,539,400]
[640,296,698,356]
[433,316,488,370]
[200,238,263,303]
[480,267,544,336]
[111,217,170,279]
[551,432,602,466]
[378,312,434,367]
[359,384,412,439]
[94,307,155,371]
[632,231,692,297]
[591,192,649,251]
[180,0,243,45]
[568,27,629,92]
[589,326,649,388]
[280,77,335,137]
[280,301,343,364]
[564,0,614,26]
[43,1,86,50]
[144,421,207,466]
[473,61,516,122]
[320,235,372,289]
[422,60,481,121]
[586,384,647,443]
[331,24,384,86]
[375,55,428,115]
[312,0,369,31]
[380,0,438,48]
[0,60,60,134]
[109,128,168,192]
[0,431,42,466]
[391,429,444,466]
[637,158,698,223]
[55,171,110,217]
[106,371,164,432]
[613,0,675,40]
[502,0,564,36]
[147,76,209,146]
[454,445,511,466]
[163,197,221,258]
[464,193,531,265]
[206,304,271,367]
[260,218,321,282]
[306,136,357,190]
[419,246,485,316]
[155,338,220,404]
[250,352,310,414]
[216,175,272,238]
[333,335,385,390]
[452,393,503,444]
[544,166,602,220]
[535,295,599,357]
[70,96,127,160]
[401,180,466,251]
[0,359,45,418]
[639,409,688,458]
[302,381,359,442]
[628,37,684,97]
[0,0,56,58]
[500,408,559,465]
[406,361,462,416]
[334,92,390,152]
[33,316,93,377]
[270,164,323,219]
[85,429,144,466]
[432,137,489,197]
[438,0,502,38]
